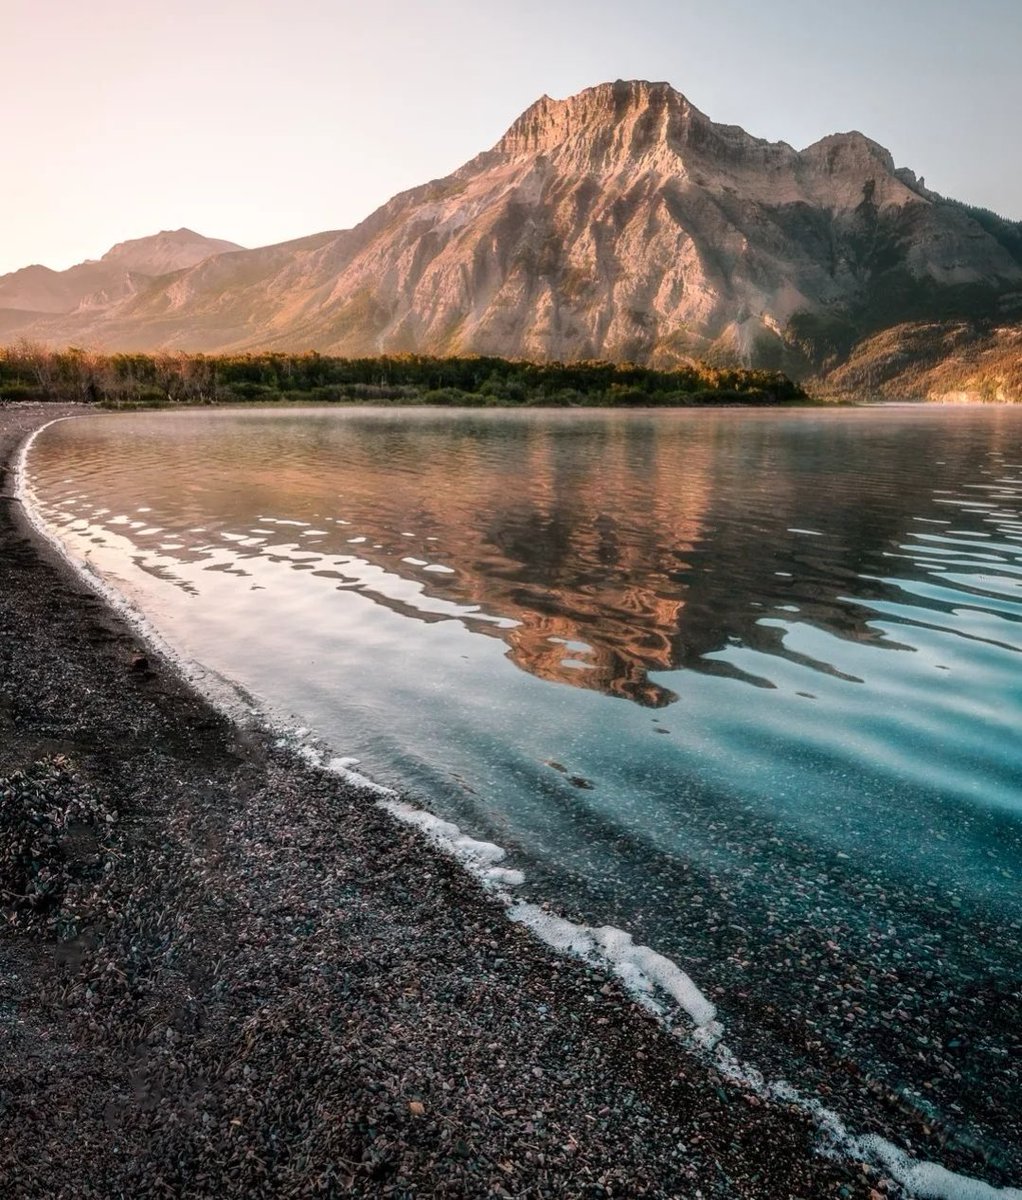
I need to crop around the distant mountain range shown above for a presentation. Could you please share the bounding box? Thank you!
[0,228,242,324]
[3,81,1021,400]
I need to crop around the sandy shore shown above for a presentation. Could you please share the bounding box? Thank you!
[0,402,872,1198]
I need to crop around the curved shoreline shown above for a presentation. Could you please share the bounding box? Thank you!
[0,401,1005,1199]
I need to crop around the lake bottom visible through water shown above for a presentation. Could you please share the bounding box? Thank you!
[25,405,1022,1189]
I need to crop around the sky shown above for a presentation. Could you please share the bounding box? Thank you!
[3,0,1021,276]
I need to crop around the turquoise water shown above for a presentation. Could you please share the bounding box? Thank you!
[28,406,1022,1181]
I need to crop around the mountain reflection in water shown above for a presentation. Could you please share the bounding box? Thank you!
[31,407,1022,708]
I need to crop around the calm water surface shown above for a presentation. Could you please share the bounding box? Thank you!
[28,406,1022,1181]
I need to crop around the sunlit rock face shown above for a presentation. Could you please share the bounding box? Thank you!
[5,81,1022,380]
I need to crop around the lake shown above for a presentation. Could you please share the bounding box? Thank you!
[26,405,1022,1182]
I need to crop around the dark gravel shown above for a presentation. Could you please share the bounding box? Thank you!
[0,403,874,1199]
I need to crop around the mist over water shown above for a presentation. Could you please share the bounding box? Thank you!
[28,405,1022,1179]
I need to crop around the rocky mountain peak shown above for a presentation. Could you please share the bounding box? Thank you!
[495,79,710,162]
[2,79,1020,394]
[799,131,897,176]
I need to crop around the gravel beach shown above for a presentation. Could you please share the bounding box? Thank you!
[0,402,875,1199]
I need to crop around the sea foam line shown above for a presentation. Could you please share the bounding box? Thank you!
[17,418,1020,1200]
[363,787,1022,1200]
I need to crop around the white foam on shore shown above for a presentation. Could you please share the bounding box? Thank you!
[367,796,1021,1200]
[285,745,526,889]
[15,415,1019,1200]
[375,798,716,1033]
[379,798,525,887]
[851,1136,1022,1200]
[287,742,399,799]
[509,902,719,1029]
[772,1086,1022,1200]
[325,755,398,798]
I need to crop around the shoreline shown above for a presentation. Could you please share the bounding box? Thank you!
[0,402,961,1197]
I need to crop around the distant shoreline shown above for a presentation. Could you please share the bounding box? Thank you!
[0,347,815,409]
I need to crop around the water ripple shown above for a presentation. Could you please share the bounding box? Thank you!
[27,405,1022,1182]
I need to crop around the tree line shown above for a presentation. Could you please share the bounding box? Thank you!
[0,343,811,408]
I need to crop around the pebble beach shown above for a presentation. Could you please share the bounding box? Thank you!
[0,402,903,1199]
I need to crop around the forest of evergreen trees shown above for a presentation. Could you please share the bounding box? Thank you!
[0,344,811,408]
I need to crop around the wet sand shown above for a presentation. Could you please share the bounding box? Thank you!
[0,402,874,1198]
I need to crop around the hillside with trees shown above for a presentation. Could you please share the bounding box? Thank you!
[0,345,810,409]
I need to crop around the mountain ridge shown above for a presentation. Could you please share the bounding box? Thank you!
[0,229,244,324]
[3,81,1021,399]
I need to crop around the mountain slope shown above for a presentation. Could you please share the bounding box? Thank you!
[821,319,1022,401]
[0,229,244,332]
[4,82,1022,394]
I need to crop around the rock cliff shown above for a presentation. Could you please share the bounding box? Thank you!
[3,82,1021,395]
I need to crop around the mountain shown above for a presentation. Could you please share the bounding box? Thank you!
[821,319,1022,401]
[0,229,243,331]
[3,82,1021,398]
[95,228,244,277]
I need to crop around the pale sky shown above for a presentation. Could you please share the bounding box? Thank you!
[3,0,1020,276]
